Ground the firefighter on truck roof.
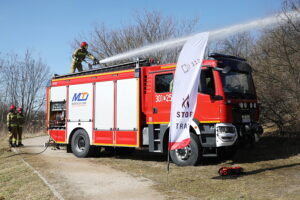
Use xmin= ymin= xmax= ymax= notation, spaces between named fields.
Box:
xmin=7 ymin=105 xmax=18 ymax=148
xmin=70 ymin=41 xmax=99 ymax=73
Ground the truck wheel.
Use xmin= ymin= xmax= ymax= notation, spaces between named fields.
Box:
xmin=71 ymin=129 xmax=92 ymax=158
xmin=170 ymin=133 xmax=201 ymax=166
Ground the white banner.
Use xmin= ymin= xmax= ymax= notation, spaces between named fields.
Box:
xmin=169 ymin=32 xmax=209 ymax=150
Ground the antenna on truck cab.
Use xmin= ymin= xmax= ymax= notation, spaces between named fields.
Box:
xmin=136 ymin=57 xmax=140 ymax=69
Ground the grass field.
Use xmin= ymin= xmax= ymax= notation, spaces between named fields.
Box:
xmin=0 ymin=132 xmax=299 ymax=199
xmin=0 ymin=134 xmax=55 ymax=200
xmin=93 ymin=134 xmax=300 ymax=200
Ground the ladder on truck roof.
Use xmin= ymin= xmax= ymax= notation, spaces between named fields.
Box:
xmin=52 ymin=59 xmax=151 ymax=79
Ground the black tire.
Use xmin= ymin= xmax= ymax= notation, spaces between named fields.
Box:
xmin=71 ymin=129 xmax=93 ymax=158
xmin=170 ymin=133 xmax=201 ymax=166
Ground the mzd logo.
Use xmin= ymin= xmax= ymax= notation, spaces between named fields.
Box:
xmin=72 ymin=92 xmax=89 ymax=106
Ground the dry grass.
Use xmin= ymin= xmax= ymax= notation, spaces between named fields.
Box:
xmin=93 ymin=134 xmax=300 ymax=200
xmin=1 ymin=129 xmax=299 ymax=199
xmin=0 ymin=136 xmax=55 ymax=200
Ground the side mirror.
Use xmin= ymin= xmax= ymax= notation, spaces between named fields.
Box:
xmin=212 ymin=66 xmax=231 ymax=73
xmin=212 ymin=95 xmax=223 ymax=100
xmin=222 ymin=66 xmax=231 ymax=74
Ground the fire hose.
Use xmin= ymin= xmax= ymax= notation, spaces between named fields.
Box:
xmin=5 ymin=136 xmax=52 ymax=158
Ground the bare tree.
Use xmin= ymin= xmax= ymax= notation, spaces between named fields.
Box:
xmin=209 ymin=32 xmax=255 ymax=60
xmin=0 ymin=56 xmax=7 ymax=130
xmin=250 ymin=0 xmax=300 ymax=134
xmin=207 ymin=0 xmax=300 ymax=135
xmin=0 ymin=50 xmax=50 ymax=125
xmin=73 ymin=10 xmax=199 ymax=65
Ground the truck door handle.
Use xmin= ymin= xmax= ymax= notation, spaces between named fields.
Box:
xmin=153 ymin=107 xmax=158 ymax=114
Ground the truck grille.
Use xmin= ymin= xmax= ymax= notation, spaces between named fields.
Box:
xmin=232 ymin=106 xmax=256 ymax=123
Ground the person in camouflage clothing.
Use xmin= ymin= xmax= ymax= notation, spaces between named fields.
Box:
xmin=16 ymin=107 xmax=25 ymax=147
xmin=7 ymin=105 xmax=18 ymax=147
xmin=70 ymin=41 xmax=99 ymax=73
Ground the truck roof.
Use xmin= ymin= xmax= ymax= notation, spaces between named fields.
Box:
xmin=52 ymin=59 xmax=151 ymax=80
xmin=51 ymin=53 xmax=247 ymax=81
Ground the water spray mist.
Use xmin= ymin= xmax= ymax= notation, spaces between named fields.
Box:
xmin=100 ymin=11 xmax=300 ymax=64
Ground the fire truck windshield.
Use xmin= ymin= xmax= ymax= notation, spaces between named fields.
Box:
xmin=221 ymin=71 xmax=256 ymax=99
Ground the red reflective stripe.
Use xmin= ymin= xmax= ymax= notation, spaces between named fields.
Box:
xmin=168 ymin=138 xmax=191 ymax=150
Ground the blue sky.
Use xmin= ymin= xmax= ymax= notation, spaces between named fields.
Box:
xmin=1 ymin=0 xmax=282 ymax=75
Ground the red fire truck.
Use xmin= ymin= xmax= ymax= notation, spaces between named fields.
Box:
xmin=46 ymin=53 xmax=263 ymax=166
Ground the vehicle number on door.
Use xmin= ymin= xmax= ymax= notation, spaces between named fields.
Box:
xmin=155 ymin=94 xmax=172 ymax=103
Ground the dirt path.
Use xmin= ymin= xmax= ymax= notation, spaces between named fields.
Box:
xmin=19 ymin=136 xmax=165 ymax=200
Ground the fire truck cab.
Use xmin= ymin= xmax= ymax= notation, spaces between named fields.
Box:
xmin=46 ymin=53 xmax=263 ymax=166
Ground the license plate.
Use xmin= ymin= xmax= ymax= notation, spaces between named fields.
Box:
xmin=242 ymin=115 xmax=250 ymax=123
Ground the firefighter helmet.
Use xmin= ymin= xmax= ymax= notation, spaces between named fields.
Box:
xmin=17 ymin=107 xmax=22 ymax=113
xmin=9 ymin=104 xmax=16 ymax=111
xmin=80 ymin=42 xmax=88 ymax=48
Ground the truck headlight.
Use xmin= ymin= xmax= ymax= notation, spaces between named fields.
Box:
xmin=239 ymin=102 xmax=243 ymax=108
xmin=217 ymin=126 xmax=235 ymax=133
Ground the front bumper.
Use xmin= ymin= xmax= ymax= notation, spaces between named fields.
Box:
xmin=215 ymin=122 xmax=263 ymax=147
xmin=235 ymin=122 xmax=263 ymax=145
xmin=216 ymin=123 xmax=238 ymax=147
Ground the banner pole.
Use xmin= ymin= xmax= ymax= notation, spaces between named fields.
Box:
xmin=167 ymin=148 xmax=170 ymax=173
xmin=167 ymin=141 xmax=170 ymax=188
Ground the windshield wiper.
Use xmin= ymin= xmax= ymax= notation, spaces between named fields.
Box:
xmin=226 ymin=92 xmax=244 ymax=99
xmin=244 ymin=93 xmax=256 ymax=99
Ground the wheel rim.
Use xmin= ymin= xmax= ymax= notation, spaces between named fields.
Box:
xmin=175 ymin=145 xmax=192 ymax=160
xmin=76 ymin=135 xmax=86 ymax=152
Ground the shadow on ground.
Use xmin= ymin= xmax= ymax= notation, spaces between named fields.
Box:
xmin=96 ymin=135 xmax=300 ymax=165
xmin=232 ymin=135 xmax=300 ymax=164
xmin=212 ymin=162 xmax=300 ymax=180
xmin=100 ymin=149 xmax=168 ymax=163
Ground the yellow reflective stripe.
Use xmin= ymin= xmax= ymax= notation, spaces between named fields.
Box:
xmin=147 ymin=122 xmax=169 ymax=124
xmin=147 ymin=121 xmax=220 ymax=124
xmin=114 ymin=144 xmax=138 ymax=147
xmin=200 ymin=121 xmax=220 ymax=123
xmin=93 ymin=143 xmax=114 ymax=146
xmin=161 ymin=65 xmax=176 ymax=69
xmin=55 ymin=141 xmax=67 ymax=144
xmin=52 ymin=69 xmax=134 ymax=82
xmin=93 ymin=143 xmax=138 ymax=147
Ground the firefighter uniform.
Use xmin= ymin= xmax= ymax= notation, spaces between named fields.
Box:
xmin=17 ymin=109 xmax=25 ymax=146
xmin=7 ymin=109 xmax=18 ymax=147
xmin=70 ymin=42 xmax=97 ymax=73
